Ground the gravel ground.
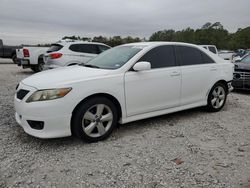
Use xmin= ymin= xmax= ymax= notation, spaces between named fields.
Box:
xmin=0 ymin=63 xmax=250 ymax=188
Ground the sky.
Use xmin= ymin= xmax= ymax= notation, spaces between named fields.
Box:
xmin=0 ymin=0 xmax=249 ymax=45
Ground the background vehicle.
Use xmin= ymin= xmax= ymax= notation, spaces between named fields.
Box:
xmin=232 ymin=49 xmax=249 ymax=62
xmin=43 ymin=40 xmax=111 ymax=69
xmin=200 ymin=45 xmax=218 ymax=55
xmin=15 ymin=42 xmax=233 ymax=142
xmin=0 ymin=39 xmax=20 ymax=63
xmin=233 ymin=54 xmax=250 ymax=90
xmin=16 ymin=47 xmax=49 ymax=72
xmin=218 ymin=50 xmax=234 ymax=62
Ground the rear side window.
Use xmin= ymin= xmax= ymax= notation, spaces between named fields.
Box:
xmin=208 ymin=46 xmax=217 ymax=54
xmin=177 ymin=46 xmax=203 ymax=66
xmin=69 ymin=44 xmax=98 ymax=54
xmin=138 ymin=45 xmax=176 ymax=69
xmin=177 ymin=46 xmax=214 ymax=65
xmin=47 ymin=44 xmax=63 ymax=53
xmin=98 ymin=45 xmax=110 ymax=54
xmin=201 ymin=52 xmax=215 ymax=64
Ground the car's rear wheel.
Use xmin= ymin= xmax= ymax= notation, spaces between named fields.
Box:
xmin=72 ymin=97 xmax=118 ymax=142
xmin=206 ymin=82 xmax=227 ymax=112
xmin=12 ymin=54 xmax=17 ymax=64
xmin=31 ymin=58 xmax=44 ymax=72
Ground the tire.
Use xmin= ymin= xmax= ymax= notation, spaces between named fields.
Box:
xmin=12 ymin=54 xmax=17 ymax=64
xmin=72 ymin=97 xmax=118 ymax=142
xmin=206 ymin=82 xmax=227 ymax=112
xmin=31 ymin=58 xmax=44 ymax=72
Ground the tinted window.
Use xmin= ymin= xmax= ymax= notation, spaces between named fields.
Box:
xmin=69 ymin=44 xmax=98 ymax=54
xmin=98 ymin=45 xmax=110 ymax=53
xmin=138 ymin=46 xmax=176 ymax=68
xmin=177 ymin=46 xmax=203 ymax=66
xmin=201 ymin=52 xmax=215 ymax=64
xmin=69 ymin=44 xmax=80 ymax=52
xmin=208 ymin=46 xmax=216 ymax=54
xmin=47 ymin=44 xmax=63 ymax=53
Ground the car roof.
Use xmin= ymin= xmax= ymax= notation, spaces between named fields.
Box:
xmin=122 ymin=41 xmax=203 ymax=48
xmin=53 ymin=40 xmax=110 ymax=47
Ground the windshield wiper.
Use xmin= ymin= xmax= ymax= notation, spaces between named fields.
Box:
xmin=81 ymin=64 xmax=100 ymax=69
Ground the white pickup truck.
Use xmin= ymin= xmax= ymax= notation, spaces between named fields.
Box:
xmin=16 ymin=47 xmax=49 ymax=72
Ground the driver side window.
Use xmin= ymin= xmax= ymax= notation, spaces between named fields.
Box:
xmin=138 ymin=45 xmax=176 ymax=69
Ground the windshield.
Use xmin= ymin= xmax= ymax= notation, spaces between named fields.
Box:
xmin=240 ymin=54 xmax=250 ymax=63
xmin=83 ymin=46 xmax=142 ymax=69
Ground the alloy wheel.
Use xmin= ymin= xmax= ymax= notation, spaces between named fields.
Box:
xmin=82 ymin=104 xmax=113 ymax=138
xmin=211 ymin=86 xmax=226 ymax=109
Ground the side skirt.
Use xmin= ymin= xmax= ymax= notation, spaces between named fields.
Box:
xmin=120 ymin=101 xmax=206 ymax=124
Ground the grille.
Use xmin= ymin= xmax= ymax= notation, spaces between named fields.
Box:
xmin=16 ymin=89 xmax=30 ymax=100
xmin=233 ymin=71 xmax=250 ymax=80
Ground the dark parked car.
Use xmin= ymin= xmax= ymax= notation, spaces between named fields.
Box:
xmin=0 ymin=39 xmax=20 ymax=63
xmin=233 ymin=54 xmax=250 ymax=90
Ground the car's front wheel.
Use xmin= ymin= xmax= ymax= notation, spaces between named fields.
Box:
xmin=206 ymin=82 xmax=227 ymax=112
xmin=72 ymin=97 xmax=118 ymax=142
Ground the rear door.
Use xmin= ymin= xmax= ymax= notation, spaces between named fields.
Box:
xmin=124 ymin=45 xmax=181 ymax=116
xmin=176 ymin=45 xmax=218 ymax=105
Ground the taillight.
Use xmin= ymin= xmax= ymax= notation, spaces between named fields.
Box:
xmin=23 ymin=49 xmax=30 ymax=57
xmin=50 ymin=53 xmax=62 ymax=59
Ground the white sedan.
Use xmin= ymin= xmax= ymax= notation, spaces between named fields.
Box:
xmin=14 ymin=42 xmax=234 ymax=142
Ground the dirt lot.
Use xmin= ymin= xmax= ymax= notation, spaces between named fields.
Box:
xmin=0 ymin=63 xmax=250 ymax=188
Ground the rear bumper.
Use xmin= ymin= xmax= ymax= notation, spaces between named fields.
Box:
xmin=17 ymin=58 xmax=31 ymax=68
xmin=44 ymin=64 xmax=62 ymax=70
xmin=227 ymin=81 xmax=234 ymax=92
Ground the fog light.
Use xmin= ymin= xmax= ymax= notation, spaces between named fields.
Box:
xmin=27 ymin=120 xmax=44 ymax=130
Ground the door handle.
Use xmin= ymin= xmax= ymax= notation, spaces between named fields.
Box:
xmin=170 ymin=71 xmax=180 ymax=76
xmin=210 ymin=66 xmax=217 ymax=71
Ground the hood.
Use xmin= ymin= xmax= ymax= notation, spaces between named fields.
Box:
xmin=235 ymin=62 xmax=250 ymax=71
xmin=22 ymin=65 xmax=112 ymax=89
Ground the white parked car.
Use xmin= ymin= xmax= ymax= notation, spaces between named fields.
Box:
xmin=200 ymin=45 xmax=218 ymax=55
xmin=218 ymin=50 xmax=234 ymax=62
xmin=43 ymin=40 xmax=111 ymax=69
xmin=14 ymin=42 xmax=234 ymax=142
xmin=16 ymin=47 xmax=49 ymax=72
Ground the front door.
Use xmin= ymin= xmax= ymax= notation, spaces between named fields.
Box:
xmin=124 ymin=45 xmax=181 ymax=116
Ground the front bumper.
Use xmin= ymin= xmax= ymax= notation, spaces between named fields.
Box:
xmin=14 ymin=83 xmax=72 ymax=138
xmin=232 ymin=71 xmax=250 ymax=90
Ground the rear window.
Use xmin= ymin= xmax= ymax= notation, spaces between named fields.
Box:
xmin=208 ymin=46 xmax=217 ymax=54
xmin=47 ymin=44 xmax=63 ymax=53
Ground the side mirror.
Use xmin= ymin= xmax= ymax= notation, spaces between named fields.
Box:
xmin=133 ymin=61 xmax=151 ymax=71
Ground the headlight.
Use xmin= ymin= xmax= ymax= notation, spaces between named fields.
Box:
xmin=26 ymin=88 xmax=72 ymax=103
